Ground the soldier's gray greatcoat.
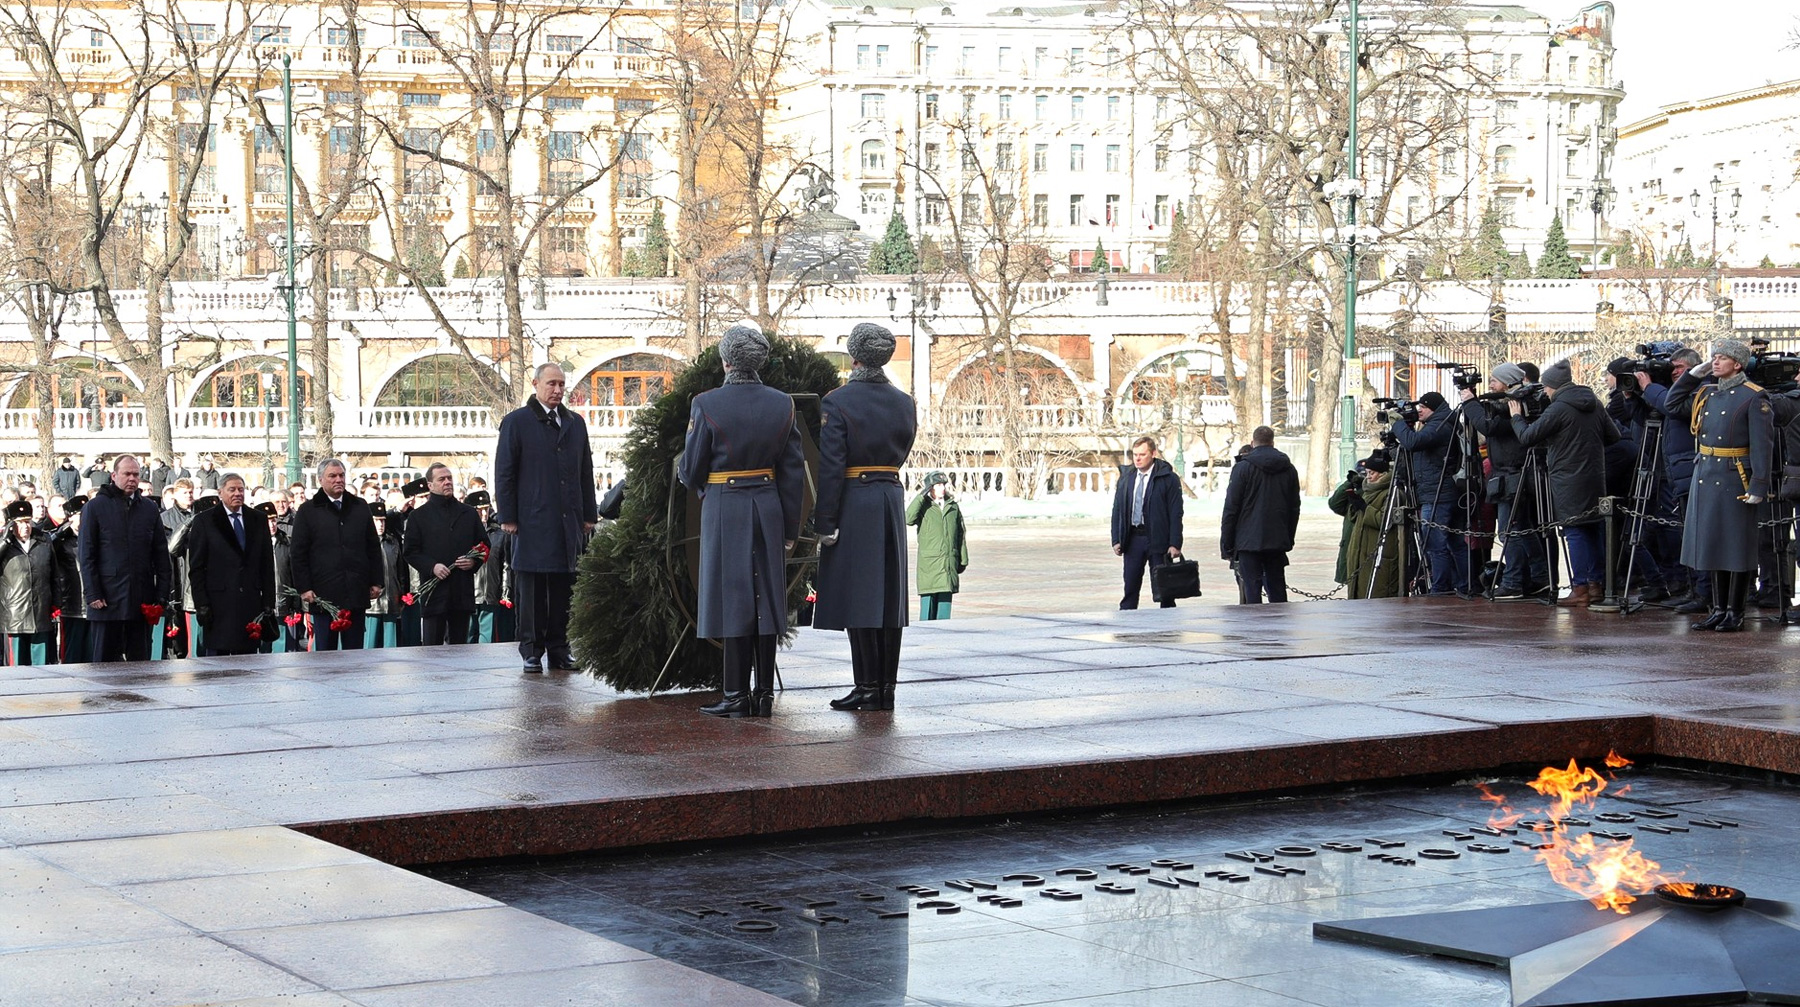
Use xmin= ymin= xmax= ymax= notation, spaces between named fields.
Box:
xmin=678 ymin=381 xmax=806 ymax=640
xmin=1666 ymin=369 xmax=1774 ymax=572
xmin=811 ymin=376 xmax=917 ymax=630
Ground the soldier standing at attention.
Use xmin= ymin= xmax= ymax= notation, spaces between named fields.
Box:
xmin=813 ymin=323 xmax=917 ymax=711
xmin=679 ymin=325 xmax=806 ymax=718
xmin=1666 ymin=338 xmax=1774 ymax=632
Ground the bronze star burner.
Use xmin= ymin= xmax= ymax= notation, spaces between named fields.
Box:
xmin=1314 ymin=885 xmax=1800 ymax=1006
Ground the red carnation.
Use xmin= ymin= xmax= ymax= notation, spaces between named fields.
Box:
xmin=401 ymin=592 xmax=415 ymax=606
xmin=165 ymin=622 xmax=180 ymax=638
xmin=474 ymin=542 xmax=490 ymax=558
xmin=805 ymin=589 xmax=817 ymax=604
xmin=245 ymin=620 xmax=264 ymax=642
xmin=140 ymin=603 xmax=164 ymax=623
xmin=50 ymin=608 xmax=60 ymax=619
xmin=284 ymin=613 xmax=304 ymax=628
xmin=499 ymin=599 xmax=513 ymax=609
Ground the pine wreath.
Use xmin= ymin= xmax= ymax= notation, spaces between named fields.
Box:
xmin=568 ymin=337 xmax=842 ymax=691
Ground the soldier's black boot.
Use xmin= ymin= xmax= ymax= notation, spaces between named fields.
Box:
xmin=1716 ymin=572 xmax=1751 ymax=632
xmin=701 ymin=637 xmax=754 ymax=718
xmin=1691 ymin=576 xmax=1729 ymax=631
xmin=831 ymin=630 xmax=882 ymax=710
xmin=874 ymin=627 xmax=902 ymax=711
xmin=750 ymin=633 xmax=776 ymax=718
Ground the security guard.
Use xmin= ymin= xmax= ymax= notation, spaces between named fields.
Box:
xmin=678 ymin=325 xmax=806 ymax=718
xmin=813 ymin=323 xmax=917 ymax=711
xmin=1666 ymin=337 xmax=1774 ymax=631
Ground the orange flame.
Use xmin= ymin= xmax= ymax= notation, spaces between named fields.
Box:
xmin=1481 ymin=751 xmax=1680 ymax=914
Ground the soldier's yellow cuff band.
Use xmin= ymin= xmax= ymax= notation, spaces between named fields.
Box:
xmin=1698 ymin=445 xmax=1750 ymax=458
xmin=707 ymin=469 xmax=774 ymax=484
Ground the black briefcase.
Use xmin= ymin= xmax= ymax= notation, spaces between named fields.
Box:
xmin=1150 ymin=556 xmax=1202 ymax=603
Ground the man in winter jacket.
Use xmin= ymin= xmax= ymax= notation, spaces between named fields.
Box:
xmin=77 ymin=456 xmax=172 ymax=662
xmin=1391 ymin=390 xmax=1467 ymax=595
xmin=1220 ymin=426 xmax=1302 ymax=603
xmin=53 ymin=457 xmax=81 ymax=500
xmin=1110 ymin=436 xmax=1184 ymax=609
xmin=1511 ymin=359 xmax=1621 ymax=608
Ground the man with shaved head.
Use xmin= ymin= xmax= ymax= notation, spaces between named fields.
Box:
xmin=495 ymin=362 xmax=596 ymax=673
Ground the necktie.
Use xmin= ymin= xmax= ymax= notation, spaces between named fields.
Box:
xmin=332 ymin=497 xmax=342 ymax=512
xmin=550 ymin=410 xmax=561 ymax=430
xmin=231 ymin=511 xmax=245 ymax=549
xmin=1133 ymin=471 xmax=1147 ymax=525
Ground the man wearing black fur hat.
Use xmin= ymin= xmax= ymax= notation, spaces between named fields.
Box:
xmin=52 ymin=496 xmax=86 ymax=662
xmin=0 ymin=498 xmax=55 ymax=664
xmin=1666 ymin=338 xmax=1775 ymax=631
xmin=813 ymin=322 xmax=917 ymax=711
xmin=680 ymin=324 xmax=806 ymax=718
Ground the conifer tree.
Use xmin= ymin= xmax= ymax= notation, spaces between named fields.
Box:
xmin=865 ymin=212 xmax=919 ymax=274
xmin=1093 ymin=237 xmax=1111 ymax=274
xmin=639 ymin=202 xmax=671 ymax=278
xmin=1534 ymin=213 xmax=1582 ymax=278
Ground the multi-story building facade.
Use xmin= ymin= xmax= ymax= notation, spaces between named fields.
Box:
xmin=796 ymin=0 xmax=1624 ymax=275
xmin=1614 ymin=79 xmax=1800 ymax=268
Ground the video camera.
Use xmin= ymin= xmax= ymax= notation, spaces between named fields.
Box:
xmin=1437 ymin=362 xmax=1483 ymax=392
xmin=1607 ymin=341 xmax=1682 ymax=393
xmin=1748 ymin=337 xmax=1800 ymax=392
xmin=1374 ymin=397 xmax=1421 ymax=426
xmin=1474 ymin=380 xmax=1549 ymax=420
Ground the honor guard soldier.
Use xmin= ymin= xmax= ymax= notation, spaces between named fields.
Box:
xmin=466 ymin=490 xmax=514 ymax=643
xmin=812 ymin=323 xmax=917 ymax=712
xmin=0 ymin=498 xmax=56 ymax=665
xmin=365 ymin=500 xmax=406 ymax=649
xmin=158 ymin=479 xmax=200 ymax=659
xmin=679 ymin=325 xmax=806 ymax=718
xmin=1666 ymin=337 xmax=1775 ymax=631
xmin=52 ymin=496 xmax=87 ymax=662
xmin=258 ymin=501 xmax=296 ymax=653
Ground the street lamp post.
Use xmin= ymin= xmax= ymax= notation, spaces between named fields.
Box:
xmin=280 ymin=54 xmax=300 ymax=485
xmin=1170 ymin=354 xmax=1188 ymax=476
xmin=1689 ymin=175 xmax=1741 ymax=263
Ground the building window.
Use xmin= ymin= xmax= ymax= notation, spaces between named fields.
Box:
xmin=1033 ymin=47 xmax=1046 ymax=75
xmin=1565 ymin=148 xmax=1578 ymax=177
xmin=1032 ymin=193 xmax=1049 ymax=226
xmin=1070 ymin=94 xmax=1084 ymax=120
xmin=876 ymin=44 xmax=888 ymax=69
xmin=251 ymin=25 xmax=290 ymax=44
xmin=1069 ymin=144 xmax=1084 ymax=171
xmin=1106 ymin=95 xmax=1120 ymax=121
xmin=1494 ymin=196 xmax=1517 ymax=226
xmin=615 ymin=37 xmax=649 ymax=54
xmin=619 ymin=132 xmax=653 ymax=198
xmin=547 ymin=96 xmax=583 ymax=111
xmin=326 ymin=26 xmax=366 ymax=46
xmin=252 ymin=126 xmax=284 ymax=194
xmin=961 ymin=142 xmax=977 ymax=171
xmin=546 ymin=131 xmax=582 ymax=193
xmin=997 ymin=93 xmax=1012 ymax=119
xmin=1441 ymin=144 xmax=1460 ymax=177
xmin=924 ymin=196 xmax=945 ymax=224
xmin=861 ymin=139 xmax=885 ymax=171
xmin=1153 ymin=194 xmax=1169 ymax=226
xmin=401 ymin=128 xmax=443 ymax=195
xmin=1032 ymin=143 xmax=1048 ymax=171
xmin=376 ymin=354 xmax=493 ymax=408
xmin=1155 ymin=95 xmax=1168 ymax=120
xmin=1067 ymin=47 xmax=1083 ymax=72
xmin=962 ymin=93 xmax=975 ymax=120
xmin=617 ymin=98 xmax=654 ymax=113
xmin=401 ymin=92 xmax=440 ymax=107
xmin=1154 ymin=145 xmax=1169 ymax=172
xmin=962 ymin=191 xmax=981 ymax=221
xmin=1494 ymin=144 xmax=1516 ymax=176
xmin=400 ymin=28 xmax=435 ymax=47
xmin=1034 ymin=94 xmax=1048 ymax=120
xmin=960 ymin=45 xmax=974 ymax=75
xmin=325 ymin=89 xmax=355 ymax=104
xmin=1496 ymin=99 xmax=1517 ymax=125
xmin=995 ymin=194 xmax=1014 ymax=220
xmin=925 ymin=45 xmax=937 ymax=71
xmin=1068 ymin=195 xmax=1084 ymax=225
xmin=860 ymin=187 xmax=889 ymax=216
xmin=174 ymin=22 xmax=217 ymax=43
xmin=924 ymin=93 xmax=939 ymax=119
xmin=544 ymin=226 xmax=586 ymax=277
xmin=577 ymin=354 xmax=678 ymax=407
xmin=856 ymin=44 xmax=869 ymax=69
xmin=1105 ymin=144 xmax=1120 ymax=172
xmin=996 ymin=142 xmax=1014 ymax=171
xmin=544 ymin=34 xmax=580 ymax=52
xmin=860 ymin=92 xmax=885 ymax=118
xmin=1104 ymin=194 xmax=1120 ymax=225
xmin=998 ymin=46 xmax=1010 ymax=71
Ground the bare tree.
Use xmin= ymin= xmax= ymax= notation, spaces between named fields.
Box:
xmin=0 ymin=143 xmax=85 ymax=487
xmin=353 ymin=0 xmax=628 ymax=418
xmin=0 ymin=0 xmax=256 ymax=462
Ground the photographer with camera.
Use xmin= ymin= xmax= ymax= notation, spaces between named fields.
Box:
xmin=1462 ymin=363 xmax=1551 ymax=600
xmin=1604 ymin=357 xmax=1674 ymax=604
xmin=1632 ymin=348 xmax=1705 ymax=608
xmin=1665 ymin=339 xmax=1774 ymax=631
xmin=1510 ymin=360 xmax=1620 ymax=608
xmin=1389 ymin=391 xmax=1467 ymax=596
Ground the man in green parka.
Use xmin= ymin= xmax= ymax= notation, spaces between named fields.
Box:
xmin=906 ymin=471 xmax=969 ymax=620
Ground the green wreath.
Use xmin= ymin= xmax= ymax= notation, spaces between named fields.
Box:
xmin=568 ymin=337 xmax=843 ymax=691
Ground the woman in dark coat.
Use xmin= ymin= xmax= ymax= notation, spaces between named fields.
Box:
xmin=187 ymin=476 xmax=275 ymax=657
xmin=678 ymin=325 xmax=806 ymax=718
xmin=907 ymin=471 xmax=968 ymax=621
xmin=814 ymin=323 xmax=917 ymax=710
xmin=0 ymin=499 xmax=56 ymax=665
xmin=402 ymin=465 xmax=487 ymax=646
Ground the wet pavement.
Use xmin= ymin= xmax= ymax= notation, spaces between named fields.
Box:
xmin=7 ymin=593 xmax=1800 ymax=1003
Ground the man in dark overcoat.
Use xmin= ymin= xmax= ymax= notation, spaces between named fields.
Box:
xmin=1220 ymin=425 xmax=1302 ymax=604
xmin=679 ymin=325 xmax=806 ymax=718
xmin=0 ymin=498 xmax=56 ymax=664
xmin=403 ymin=463 xmax=486 ymax=646
xmin=1511 ymin=360 xmax=1620 ymax=608
xmin=77 ymin=455 xmax=171 ymax=662
xmin=1666 ymin=338 xmax=1775 ymax=631
xmin=188 ymin=474 xmax=274 ymax=657
xmin=813 ymin=323 xmax=916 ymax=712
xmin=495 ymin=362 xmax=597 ymax=673
xmin=53 ymin=457 xmax=81 ymax=501
xmin=467 ymin=490 xmax=514 ymax=643
xmin=289 ymin=458 xmax=384 ymax=650
xmin=52 ymin=496 xmax=87 ymax=663
xmin=1110 ymin=436 xmax=1184 ymax=608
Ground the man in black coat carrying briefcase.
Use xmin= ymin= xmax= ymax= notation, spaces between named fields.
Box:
xmin=1110 ymin=436 xmax=1185 ymax=609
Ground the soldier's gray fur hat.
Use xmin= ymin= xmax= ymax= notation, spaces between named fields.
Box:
xmin=1713 ymin=338 xmax=1754 ymax=366
xmin=719 ymin=324 xmax=770 ymax=371
xmin=847 ymin=322 xmax=897 ymax=368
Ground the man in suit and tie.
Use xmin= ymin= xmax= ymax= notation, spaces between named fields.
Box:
xmin=188 ymin=474 xmax=275 ymax=657
xmin=1110 ymin=436 xmax=1185 ymax=609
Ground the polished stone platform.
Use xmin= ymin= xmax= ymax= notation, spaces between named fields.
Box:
xmin=7 ymin=598 xmax=1800 ymax=1003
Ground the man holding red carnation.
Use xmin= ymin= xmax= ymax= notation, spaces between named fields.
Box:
xmin=402 ymin=463 xmax=486 ymax=646
xmin=76 ymin=455 xmax=171 ymax=662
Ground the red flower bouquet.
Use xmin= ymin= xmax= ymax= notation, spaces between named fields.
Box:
xmin=246 ymin=620 xmax=265 ymax=643
xmin=328 ymin=609 xmax=352 ymax=632
xmin=409 ymin=542 xmax=488 ymax=606
xmin=140 ymin=603 xmax=165 ymax=624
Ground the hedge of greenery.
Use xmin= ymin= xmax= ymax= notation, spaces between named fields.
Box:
xmin=568 ymin=337 xmax=842 ymax=692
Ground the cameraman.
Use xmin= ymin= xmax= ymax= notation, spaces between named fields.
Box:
xmin=1636 ymin=348 xmax=1704 ymax=609
xmin=1604 ymin=360 xmax=1672 ymax=603
xmin=1510 ymin=360 xmax=1620 ymax=608
xmin=1390 ymin=391 xmax=1466 ymax=595
xmin=1665 ymin=339 xmax=1773 ymax=631
xmin=1462 ymin=363 xmax=1549 ymax=599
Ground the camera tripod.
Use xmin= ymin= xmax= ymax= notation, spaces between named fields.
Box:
xmin=1366 ymin=436 xmax=1429 ymax=599
xmin=1487 ymin=443 xmax=1561 ymax=605
xmin=1619 ymin=409 xmax=1668 ymax=615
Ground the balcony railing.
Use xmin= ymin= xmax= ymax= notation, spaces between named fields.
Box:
xmin=174 ymin=407 xmax=312 ymax=432
xmin=572 ymin=405 xmax=648 ymax=429
xmin=361 ymin=406 xmax=495 ymax=433
xmin=935 ymin=404 xmax=1097 ymax=432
